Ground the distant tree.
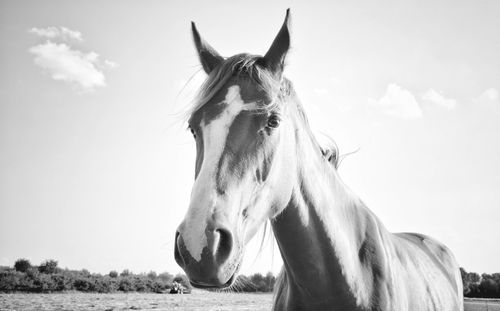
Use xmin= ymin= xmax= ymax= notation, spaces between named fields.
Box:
xmin=461 ymin=267 xmax=481 ymax=297
xmin=94 ymin=276 xmax=118 ymax=293
xmin=250 ymin=273 xmax=266 ymax=291
xmin=0 ymin=270 xmax=23 ymax=291
xmin=73 ymin=277 xmax=94 ymax=292
xmin=158 ymin=272 xmax=173 ymax=285
xmin=118 ymin=277 xmax=134 ymax=292
xmin=263 ymin=272 xmax=276 ymax=292
xmin=479 ymin=278 xmax=499 ymax=298
xmin=32 ymin=273 xmax=57 ymax=292
xmin=120 ymin=269 xmax=131 ymax=277
xmin=52 ymin=273 xmax=73 ymax=291
xmin=38 ymin=260 xmax=59 ymax=274
xmin=14 ymin=259 xmax=32 ymax=273
xmin=150 ymin=279 xmax=167 ymax=293
xmin=109 ymin=271 xmax=118 ymax=278
xmin=147 ymin=271 xmax=157 ymax=279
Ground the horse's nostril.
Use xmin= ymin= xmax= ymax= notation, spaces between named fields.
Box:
xmin=214 ymin=228 xmax=233 ymax=264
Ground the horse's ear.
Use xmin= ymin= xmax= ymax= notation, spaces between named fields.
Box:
xmin=191 ymin=22 xmax=224 ymax=74
xmin=259 ymin=9 xmax=291 ymax=77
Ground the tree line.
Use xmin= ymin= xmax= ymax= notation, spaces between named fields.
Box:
xmin=0 ymin=259 xmax=275 ymax=293
xmin=4 ymin=259 xmax=497 ymax=297
xmin=460 ymin=267 xmax=500 ymax=298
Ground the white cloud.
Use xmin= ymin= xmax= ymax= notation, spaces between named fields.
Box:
xmin=104 ymin=59 xmax=119 ymax=69
xmin=422 ymin=89 xmax=457 ymax=110
xmin=29 ymin=41 xmax=106 ymax=91
xmin=28 ymin=25 xmax=118 ymax=91
xmin=29 ymin=26 xmax=83 ymax=42
xmin=477 ymin=88 xmax=499 ymax=103
xmin=374 ymin=83 xmax=423 ymax=119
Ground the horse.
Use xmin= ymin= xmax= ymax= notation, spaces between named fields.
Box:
xmin=174 ymin=9 xmax=464 ymax=311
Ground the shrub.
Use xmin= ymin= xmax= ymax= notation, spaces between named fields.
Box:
xmin=0 ymin=270 xmax=23 ymax=292
xmin=32 ymin=273 xmax=57 ymax=292
xmin=150 ymin=279 xmax=167 ymax=293
xmin=118 ymin=277 xmax=135 ymax=292
xmin=38 ymin=260 xmax=59 ymax=274
xmin=133 ymin=276 xmax=148 ymax=292
xmin=51 ymin=273 xmax=73 ymax=291
xmin=120 ymin=269 xmax=131 ymax=277
xmin=14 ymin=259 xmax=32 ymax=273
xmin=94 ymin=276 xmax=118 ymax=293
xmin=158 ymin=272 xmax=173 ymax=285
xmin=147 ymin=271 xmax=157 ymax=279
xmin=73 ymin=277 xmax=94 ymax=292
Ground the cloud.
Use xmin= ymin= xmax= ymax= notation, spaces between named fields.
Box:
xmin=29 ymin=26 xmax=83 ymax=42
xmin=104 ymin=59 xmax=119 ymax=69
xmin=373 ymin=83 xmax=423 ymax=119
xmin=28 ymin=26 xmax=118 ymax=91
xmin=29 ymin=41 xmax=106 ymax=91
xmin=422 ymin=89 xmax=457 ymax=110
xmin=476 ymin=88 xmax=499 ymax=103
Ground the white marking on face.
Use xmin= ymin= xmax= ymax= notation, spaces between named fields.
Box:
xmin=182 ymin=85 xmax=257 ymax=261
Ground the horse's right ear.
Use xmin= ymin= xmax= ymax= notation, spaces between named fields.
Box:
xmin=191 ymin=22 xmax=224 ymax=74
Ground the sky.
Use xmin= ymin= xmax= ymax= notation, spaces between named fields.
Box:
xmin=1 ymin=0 xmax=499 ymax=276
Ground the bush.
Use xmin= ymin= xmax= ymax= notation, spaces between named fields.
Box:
xmin=32 ymin=273 xmax=57 ymax=292
xmin=158 ymin=272 xmax=173 ymax=285
xmin=0 ymin=258 xmax=284 ymax=294
xmin=0 ymin=270 xmax=23 ymax=292
xmin=94 ymin=276 xmax=118 ymax=293
xmin=51 ymin=273 xmax=73 ymax=291
xmin=147 ymin=271 xmax=157 ymax=279
xmin=14 ymin=259 xmax=32 ymax=273
xmin=150 ymin=279 xmax=168 ymax=293
xmin=118 ymin=277 xmax=135 ymax=292
xmin=38 ymin=260 xmax=59 ymax=274
xmin=133 ymin=276 xmax=148 ymax=292
xmin=73 ymin=277 xmax=94 ymax=292
xmin=120 ymin=269 xmax=131 ymax=277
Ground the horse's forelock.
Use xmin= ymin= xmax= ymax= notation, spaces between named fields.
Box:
xmin=187 ymin=54 xmax=285 ymax=121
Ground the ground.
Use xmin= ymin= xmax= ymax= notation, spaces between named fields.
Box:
xmin=0 ymin=292 xmax=498 ymax=311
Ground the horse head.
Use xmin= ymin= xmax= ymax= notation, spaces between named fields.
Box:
xmin=174 ymin=10 xmax=301 ymax=288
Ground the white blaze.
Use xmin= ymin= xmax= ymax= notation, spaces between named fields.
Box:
xmin=182 ymin=85 xmax=257 ymax=261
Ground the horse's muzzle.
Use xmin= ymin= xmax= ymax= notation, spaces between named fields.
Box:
xmin=174 ymin=223 xmax=237 ymax=288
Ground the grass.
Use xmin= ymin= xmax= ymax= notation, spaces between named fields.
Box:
xmin=0 ymin=293 xmax=498 ymax=310
xmin=0 ymin=291 xmax=273 ymax=311
xmin=465 ymin=298 xmax=500 ymax=311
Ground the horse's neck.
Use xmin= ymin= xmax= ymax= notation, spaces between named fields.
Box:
xmin=272 ymin=118 xmax=384 ymax=308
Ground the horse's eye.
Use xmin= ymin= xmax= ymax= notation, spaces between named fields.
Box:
xmin=267 ymin=115 xmax=280 ymax=128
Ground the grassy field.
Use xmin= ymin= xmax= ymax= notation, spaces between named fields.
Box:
xmin=0 ymin=292 xmax=499 ymax=310
xmin=465 ymin=299 xmax=500 ymax=311
xmin=0 ymin=291 xmax=272 ymax=311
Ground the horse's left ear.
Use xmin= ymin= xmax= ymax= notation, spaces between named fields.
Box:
xmin=191 ymin=22 xmax=224 ymax=74
xmin=260 ymin=9 xmax=291 ymax=77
